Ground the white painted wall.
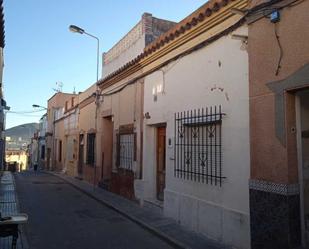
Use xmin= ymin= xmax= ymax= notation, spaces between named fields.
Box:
xmin=102 ymin=36 xmax=145 ymax=77
xmin=142 ymin=26 xmax=250 ymax=249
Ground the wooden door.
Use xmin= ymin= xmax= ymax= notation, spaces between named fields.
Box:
xmin=157 ymin=127 xmax=166 ymax=201
xmin=102 ymin=117 xmax=113 ymax=182
xmin=78 ymin=134 xmax=84 ymax=175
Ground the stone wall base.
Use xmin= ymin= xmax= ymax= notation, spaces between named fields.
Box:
xmin=249 ymin=179 xmax=301 ymax=249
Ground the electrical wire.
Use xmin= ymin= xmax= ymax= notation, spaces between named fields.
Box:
xmin=247 ymin=0 xmax=306 ymax=19
xmin=288 ymin=0 xmax=306 ymax=6
xmin=5 ymin=112 xmax=43 ymax=117
xmin=274 ymin=22 xmax=283 ymax=76
xmin=7 ymin=109 xmax=46 ymax=114
xmin=245 ymin=0 xmax=306 ymax=76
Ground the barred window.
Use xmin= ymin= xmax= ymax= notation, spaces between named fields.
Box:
xmin=116 ymin=124 xmax=136 ymax=171
xmin=117 ymin=133 xmax=135 ymax=170
xmin=87 ymin=133 xmax=95 ymax=165
xmin=174 ymin=106 xmax=225 ymax=186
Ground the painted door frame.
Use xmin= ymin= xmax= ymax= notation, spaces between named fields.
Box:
xmin=78 ymin=134 xmax=84 ymax=176
xmin=101 ymin=116 xmax=114 ymax=183
xmin=156 ymin=125 xmax=166 ymax=201
xmin=296 ymin=94 xmax=306 ymax=248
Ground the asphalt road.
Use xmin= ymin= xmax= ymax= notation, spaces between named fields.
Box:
xmin=15 ymin=171 xmax=174 ymax=249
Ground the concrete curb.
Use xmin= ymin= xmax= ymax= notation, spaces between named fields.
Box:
xmin=45 ymin=171 xmax=189 ymax=249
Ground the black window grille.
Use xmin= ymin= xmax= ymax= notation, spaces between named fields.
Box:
xmin=86 ymin=133 xmax=95 ymax=165
xmin=174 ymin=106 xmax=225 ymax=186
xmin=118 ymin=133 xmax=135 ymax=171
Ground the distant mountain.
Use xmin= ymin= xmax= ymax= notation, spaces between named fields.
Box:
xmin=5 ymin=123 xmax=39 ymax=138
xmin=5 ymin=123 xmax=39 ymax=150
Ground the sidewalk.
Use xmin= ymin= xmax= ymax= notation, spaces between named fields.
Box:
xmin=0 ymin=171 xmax=27 ymax=249
xmin=48 ymin=171 xmax=230 ymax=249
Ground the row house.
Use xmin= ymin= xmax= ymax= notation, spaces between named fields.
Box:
xmin=63 ymin=95 xmax=79 ymax=177
xmin=246 ymin=0 xmax=309 ymax=248
xmin=53 ymin=102 xmax=65 ymax=171
xmin=100 ymin=14 xmax=175 ymax=198
xmin=96 ymin=1 xmax=250 ymax=248
xmin=5 ymin=149 xmax=27 ymax=171
xmin=76 ymin=84 xmax=97 ymax=183
xmin=38 ymin=113 xmax=47 ymax=169
xmin=76 ymin=13 xmax=177 ymax=195
xmin=44 ymin=0 xmax=309 ymax=248
xmin=46 ymin=92 xmax=77 ymax=171
xmin=28 ymin=131 xmax=38 ymax=169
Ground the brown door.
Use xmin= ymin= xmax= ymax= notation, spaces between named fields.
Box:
xmin=78 ymin=134 xmax=84 ymax=176
xmin=102 ymin=117 xmax=113 ymax=183
xmin=157 ymin=127 xmax=166 ymax=201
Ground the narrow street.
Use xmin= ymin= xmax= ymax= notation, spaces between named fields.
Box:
xmin=15 ymin=171 xmax=174 ymax=249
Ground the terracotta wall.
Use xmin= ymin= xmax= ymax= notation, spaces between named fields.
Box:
xmin=47 ymin=92 xmax=77 ymax=171
xmin=248 ymin=1 xmax=309 ymax=247
xmin=78 ymin=84 xmax=99 ymax=184
xmin=248 ymin=0 xmax=309 ymax=184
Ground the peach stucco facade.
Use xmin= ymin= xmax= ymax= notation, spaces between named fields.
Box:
xmin=77 ymin=84 xmax=98 ymax=184
xmin=247 ymin=0 xmax=309 ymax=248
xmin=40 ymin=0 xmax=309 ymax=248
xmin=46 ymin=92 xmax=76 ymax=171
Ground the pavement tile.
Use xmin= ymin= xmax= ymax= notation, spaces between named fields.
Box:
xmin=0 ymin=172 xmax=25 ymax=249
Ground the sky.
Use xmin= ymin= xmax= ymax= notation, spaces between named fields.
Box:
xmin=3 ymin=0 xmax=206 ymax=129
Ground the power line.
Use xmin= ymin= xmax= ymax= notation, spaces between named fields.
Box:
xmin=5 ymin=112 xmax=43 ymax=117
xmin=6 ymin=109 xmax=46 ymax=114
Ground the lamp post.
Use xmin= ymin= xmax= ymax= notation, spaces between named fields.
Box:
xmin=69 ymin=25 xmax=99 ymax=83
xmin=69 ymin=25 xmax=101 ymax=190
xmin=32 ymin=104 xmax=47 ymax=110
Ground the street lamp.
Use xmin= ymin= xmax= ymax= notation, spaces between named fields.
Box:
xmin=69 ymin=25 xmax=84 ymax=34
xmin=69 ymin=24 xmax=100 ymax=83
xmin=69 ymin=24 xmax=101 ymax=190
xmin=32 ymin=104 xmax=47 ymax=110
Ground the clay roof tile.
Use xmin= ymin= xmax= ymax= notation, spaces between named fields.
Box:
xmin=98 ymin=0 xmax=237 ymax=87
xmin=191 ymin=17 xmax=198 ymax=26
xmin=213 ymin=2 xmax=220 ymax=11
xmin=205 ymin=8 xmax=212 ymax=16
xmin=198 ymin=13 xmax=205 ymax=21
xmin=221 ymin=0 xmax=229 ymax=6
